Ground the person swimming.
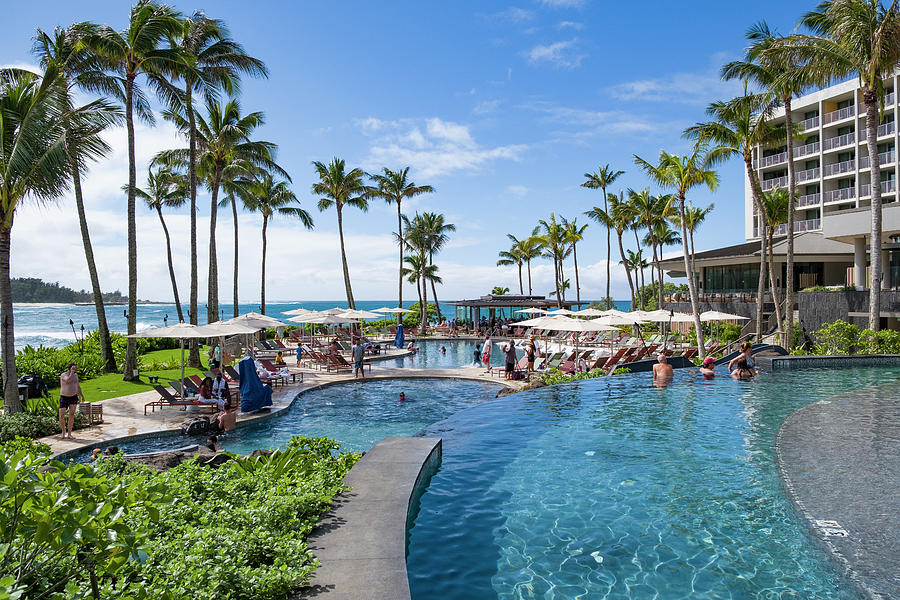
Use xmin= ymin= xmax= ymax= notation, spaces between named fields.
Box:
xmin=440 ymin=345 xmax=446 ymax=354
xmin=699 ymin=356 xmax=716 ymax=379
xmin=728 ymin=342 xmax=755 ymax=372
xmin=731 ymin=358 xmax=755 ymax=379
xmin=398 ymin=392 xmax=408 ymax=402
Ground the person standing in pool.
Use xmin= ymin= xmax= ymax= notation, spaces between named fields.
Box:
xmin=440 ymin=345 xmax=446 ymax=354
xmin=699 ymin=356 xmax=716 ymax=379
xmin=481 ymin=334 xmax=493 ymax=373
xmin=728 ymin=342 xmax=755 ymax=372
xmin=473 ymin=345 xmax=482 ymax=366
xmin=731 ymin=358 xmax=755 ymax=380
xmin=652 ymin=353 xmax=674 ymax=386
xmin=398 ymin=392 xmax=408 ymax=402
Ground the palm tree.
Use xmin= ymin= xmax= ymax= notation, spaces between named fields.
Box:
xmin=622 ymin=249 xmax=648 ymax=307
xmin=670 ymin=203 xmax=714 ymax=271
xmin=152 ymin=11 xmax=267 ymax=356
xmin=563 ymin=218 xmax=588 ymax=306
xmin=776 ymin=1 xmax=900 ymax=330
xmin=582 ymin=165 xmax=624 ymax=304
xmin=537 ymin=215 xmax=570 ymax=307
xmin=369 ymin=167 xmax=434 ymax=322
xmin=646 ymin=220 xmax=682 ymax=302
xmin=635 ymin=145 xmax=719 ymax=360
xmin=88 ymin=0 xmax=181 ymax=380
xmin=219 ymin=158 xmax=256 ymax=317
xmin=763 ymin=187 xmax=790 ymax=341
xmin=629 ymin=189 xmax=673 ymax=309
xmin=243 ymin=172 xmax=313 ymax=313
xmin=312 ymin=158 xmax=369 ymax=309
xmin=401 ymin=255 xmax=425 ymax=308
xmin=684 ymin=91 xmax=778 ymax=340
xmin=419 ymin=212 xmax=455 ymax=323
xmin=402 ymin=214 xmax=430 ymax=328
xmin=723 ymin=21 xmax=808 ymax=347
xmin=134 ymin=166 xmax=187 ymax=323
xmin=512 ymin=228 xmax=542 ymax=295
xmin=33 ymin=24 xmax=121 ymax=373
xmin=586 ymin=192 xmax=636 ymax=307
xmin=0 ymin=68 xmax=71 ymax=411
xmin=497 ymin=243 xmax=525 ymax=294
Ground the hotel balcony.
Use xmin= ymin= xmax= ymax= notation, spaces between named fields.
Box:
xmin=823 ymin=105 xmax=855 ymax=124
xmin=824 ymin=187 xmax=856 ymax=204
xmin=793 ymin=141 xmax=820 ymax=158
xmin=823 ymin=159 xmax=855 ymax=177
xmin=799 ymin=115 xmax=819 ymax=131
xmin=886 ymin=92 xmax=896 ymax=105
xmin=877 ymin=121 xmax=896 ymax=138
xmin=859 ymin=150 xmax=896 ymax=169
xmin=761 ymin=175 xmax=788 ymax=191
xmin=860 ymin=179 xmax=897 ymax=197
xmin=797 ymin=192 xmax=820 ymax=208
xmin=753 ymin=217 xmax=822 ymax=237
xmin=797 ymin=166 xmax=820 ymax=182
xmin=823 ymin=132 xmax=855 ymax=151
xmin=754 ymin=151 xmax=787 ymax=169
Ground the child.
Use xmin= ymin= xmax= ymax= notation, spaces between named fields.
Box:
xmin=398 ymin=392 xmax=408 ymax=402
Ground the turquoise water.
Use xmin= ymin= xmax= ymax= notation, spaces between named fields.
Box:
xmin=383 ymin=340 xmax=515 ymax=369
xmin=71 ymin=378 xmax=501 ymax=459
xmin=406 ymin=367 xmax=900 ymax=599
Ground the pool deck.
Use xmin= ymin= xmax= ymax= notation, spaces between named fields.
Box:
xmin=776 ymin=379 xmax=900 ymax=600
xmin=46 ymin=353 xmax=520 ymax=459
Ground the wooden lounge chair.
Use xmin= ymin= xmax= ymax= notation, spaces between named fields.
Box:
xmin=144 ymin=385 xmax=216 ymax=415
xmin=329 ymin=353 xmax=370 ymax=373
xmin=260 ymin=359 xmax=303 ymax=383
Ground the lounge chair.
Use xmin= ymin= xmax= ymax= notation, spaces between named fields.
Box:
xmin=329 ymin=353 xmax=370 ymax=373
xmin=259 ymin=359 xmax=303 ymax=383
xmin=144 ymin=385 xmax=216 ymax=415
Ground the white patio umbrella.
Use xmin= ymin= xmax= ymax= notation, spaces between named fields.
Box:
xmin=571 ymin=307 xmax=606 ymax=317
xmin=599 ymin=309 xmax=629 ymax=317
xmin=283 ymin=307 xmax=319 ymax=316
xmin=540 ymin=316 xmax=616 ymax=355
xmin=290 ymin=313 xmax=359 ymax=325
xmin=545 ymin=308 xmax=573 ymax=315
xmin=226 ymin=312 xmax=287 ymax=329
xmin=667 ymin=312 xmax=697 ymax=323
xmin=514 ymin=307 xmax=545 ymax=315
xmin=591 ymin=314 xmax=644 ymax=326
xmin=700 ymin=310 xmax=749 ymax=322
xmin=641 ymin=309 xmax=679 ymax=321
xmin=321 ymin=307 xmax=350 ymax=315
xmin=375 ymin=307 xmax=415 ymax=314
xmin=338 ymin=309 xmax=383 ymax=319
xmin=129 ymin=323 xmax=213 ymax=385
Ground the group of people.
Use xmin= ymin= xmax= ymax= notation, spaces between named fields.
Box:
xmin=652 ymin=342 xmax=759 ymax=385
xmin=471 ymin=333 xmax=541 ymax=381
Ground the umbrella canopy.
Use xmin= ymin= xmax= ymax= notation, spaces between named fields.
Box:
xmin=321 ymin=307 xmax=350 ymax=315
xmin=514 ymin=307 xmax=545 ymax=315
xmin=514 ymin=315 xmax=560 ymax=328
xmin=590 ymin=314 xmax=643 ymax=326
xmin=640 ymin=309 xmax=678 ymax=322
xmin=571 ymin=308 xmax=606 ymax=317
xmin=599 ymin=309 xmax=629 ymax=317
xmin=375 ymin=306 xmax=415 ymax=314
xmin=337 ymin=309 xmax=383 ymax=319
xmin=700 ymin=310 xmax=749 ymax=322
xmin=226 ymin=312 xmax=287 ymax=329
xmin=545 ymin=308 xmax=573 ymax=315
xmin=198 ymin=321 xmax=261 ymax=336
xmin=541 ymin=316 xmax=617 ymax=332
xmin=668 ymin=312 xmax=698 ymax=323
xmin=290 ymin=313 xmax=359 ymax=325
xmin=128 ymin=322 xmax=210 ymax=339
xmin=283 ymin=307 xmax=319 ymax=316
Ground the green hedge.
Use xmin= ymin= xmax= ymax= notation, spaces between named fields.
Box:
xmin=801 ymin=319 xmax=900 ymax=355
xmin=0 ymin=411 xmax=86 ymax=443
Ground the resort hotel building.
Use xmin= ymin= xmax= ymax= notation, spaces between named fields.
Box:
xmin=660 ymin=73 xmax=900 ymax=331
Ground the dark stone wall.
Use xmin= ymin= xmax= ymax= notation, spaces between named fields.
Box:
xmin=797 ymin=290 xmax=900 ymax=332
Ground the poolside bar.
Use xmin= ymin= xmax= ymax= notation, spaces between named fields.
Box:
xmin=447 ymin=294 xmax=581 ymax=323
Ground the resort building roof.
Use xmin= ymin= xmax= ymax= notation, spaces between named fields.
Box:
xmin=446 ymin=294 xmax=580 ymax=309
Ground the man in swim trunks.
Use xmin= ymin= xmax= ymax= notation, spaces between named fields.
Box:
xmin=652 ymin=353 xmax=674 ymax=386
xmin=59 ymin=362 xmax=84 ymax=439
xmin=481 ymin=334 xmax=493 ymax=373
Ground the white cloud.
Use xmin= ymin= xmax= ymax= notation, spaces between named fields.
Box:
xmin=505 ymin=185 xmax=529 ymax=196
xmin=557 ymin=21 xmax=584 ymax=30
xmin=537 ymin=0 xmax=587 ymax=7
xmin=357 ymin=117 xmax=527 ymax=179
xmin=526 ymin=39 xmax=585 ymax=69
xmin=607 ymin=71 xmax=744 ymax=105
xmin=525 ymin=101 xmax=659 ymax=136
xmin=492 ymin=7 xmax=536 ymax=23
xmin=473 ymin=99 xmax=502 ymax=115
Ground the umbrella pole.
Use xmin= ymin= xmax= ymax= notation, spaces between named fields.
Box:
xmin=180 ymin=338 xmax=185 ymax=386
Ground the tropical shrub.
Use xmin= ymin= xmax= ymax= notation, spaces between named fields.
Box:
xmin=0 ymin=412 xmax=86 ymax=443
xmin=809 ymin=320 xmax=900 ymax=355
xmin=540 ymin=367 xmax=630 ymax=386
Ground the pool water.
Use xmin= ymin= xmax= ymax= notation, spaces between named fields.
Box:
xmin=381 ymin=339 xmax=517 ymax=369
xmin=72 ymin=378 xmax=502 ymax=459
xmin=406 ymin=367 xmax=900 ymax=599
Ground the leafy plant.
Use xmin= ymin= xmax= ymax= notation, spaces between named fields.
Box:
xmin=812 ymin=319 xmax=861 ymax=355
xmin=539 ymin=367 xmax=630 ymax=386
xmin=0 ymin=412 xmax=86 ymax=443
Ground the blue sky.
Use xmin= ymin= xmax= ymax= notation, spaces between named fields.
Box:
xmin=3 ymin=0 xmax=806 ymax=302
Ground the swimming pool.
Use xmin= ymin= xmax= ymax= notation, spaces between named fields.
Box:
xmin=406 ymin=367 xmax=900 ymax=599
xmin=380 ymin=339 xmax=516 ymax=369
xmin=72 ymin=378 xmax=502 ymax=459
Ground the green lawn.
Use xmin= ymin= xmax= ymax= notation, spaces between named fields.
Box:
xmin=79 ymin=346 xmax=210 ymax=403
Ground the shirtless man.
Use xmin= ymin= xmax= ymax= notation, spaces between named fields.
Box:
xmin=652 ymin=353 xmax=674 ymax=385
xmin=58 ymin=363 xmax=84 ymax=439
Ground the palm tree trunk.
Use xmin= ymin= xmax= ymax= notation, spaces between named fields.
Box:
xmin=651 ymin=238 xmax=662 ymax=309
xmin=558 ymin=254 xmax=566 ymax=302
xmin=123 ymin=76 xmax=138 ymax=382
xmin=573 ymin=243 xmax=581 ymax=306
xmin=186 ymin=83 xmax=200 ymax=367
xmin=767 ymin=227 xmax=783 ymax=345
xmin=526 ymin=258 xmax=533 ymax=295
xmin=0 ymin=225 xmax=20 ymax=412
xmin=603 ymin=187 xmax=611 ymax=303
xmin=420 ymin=252 xmax=428 ymax=332
xmin=207 ymin=162 xmax=222 ymax=323
xmin=517 ymin=262 xmax=524 ymax=295
xmin=231 ymin=195 xmax=239 ymax=318
xmin=552 ymin=254 xmax=561 ymax=308
xmin=745 ymin=154 xmax=767 ymax=341
xmin=678 ymin=194 xmax=705 ymax=360
xmin=336 ymin=205 xmax=355 ymax=309
xmin=864 ymin=91 xmax=882 ymax=330
xmin=783 ymin=96 xmax=796 ymax=348
xmin=617 ymin=231 xmax=635 ymax=307
xmin=428 ymin=253 xmax=442 ymax=323
xmin=157 ymin=206 xmax=184 ymax=324
xmin=261 ymin=215 xmax=268 ymax=314
xmin=71 ymin=156 xmax=116 ymax=372
xmin=397 ymin=204 xmax=403 ymax=325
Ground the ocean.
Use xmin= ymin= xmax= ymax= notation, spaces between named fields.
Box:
xmin=10 ymin=300 xmax=633 ymax=351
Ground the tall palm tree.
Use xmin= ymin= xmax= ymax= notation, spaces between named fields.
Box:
xmin=419 ymin=212 xmax=455 ymax=323
xmin=497 ymin=242 xmax=525 ymax=294
xmin=685 ymin=91 xmax=778 ymax=340
xmin=402 ymin=214 xmax=430 ymax=328
xmin=134 ymin=166 xmax=187 ymax=323
xmin=157 ymin=98 xmax=280 ymax=323
xmin=581 ymin=165 xmax=624 ymax=304
xmin=513 ymin=228 xmax=542 ymax=295
xmin=628 ymin=189 xmax=673 ymax=309
xmin=0 ymin=68 xmax=71 ymax=411
xmin=243 ymin=172 xmax=313 ymax=314
xmin=776 ymin=0 xmax=900 ymax=330
xmin=635 ymin=145 xmax=719 ymax=360
xmin=33 ymin=24 xmax=121 ymax=373
xmin=401 ymin=255 xmax=425 ymax=308
xmin=153 ymin=11 xmax=267 ymax=357
xmin=312 ymin=158 xmax=369 ymax=309
xmin=369 ymin=167 xmax=434 ymax=322
xmin=723 ymin=21 xmax=808 ymax=347
xmin=88 ymin=0 xmax=182 ymax=380
xmin=586 ymin=192 xmax=636 ymax=307
xmin=537 ymin=215 xmax=570 ymax=307
xmin=763 ymin=188 xmax=790 ymax=341
xmin=563 ymin=218 xmax=588 ymax=306
xmin=621 ymin=249 xmax=648 ymax=307
xmin=670 ymin=203 xmax=714 ymax=271
xmin=219 ymin=158 xmax=256 ymax=317
xmin=646 ymin=220 xmax=682 ymax=302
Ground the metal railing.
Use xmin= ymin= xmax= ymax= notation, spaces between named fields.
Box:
xmin=887 ymin=92 xmax=896 ymax=105
xmin=877 ymin=121 xmax=895 ymax=137
xmin=762 ymin=218 xmax=823 ymax=237
xmin=793 ymin=141 xmax=820 ymax=158
xmin=799 ymin=115 xmax=820 ymax=130
xmin=859 ymin=150 xmax=895 ymax=169
xmin=824 ymin=187 xmax=856 ymax=203
xmin=861 ymin=179 xmax=897 ymax=196
xmin=755 ymin=152 xmax=787 ymax=169
xmin=761 ymin=175 xmax=789 ymax=191
xmin=797 ymin=166 xmax=820 ymax=182
xmin=797 ymin=193 xmax=820 ymax=208
xmin=823 ymin=132 xmax=855 ymax=150
xmin=823 ymin=159 xmax=855 ymax=177
xmin=823 ymin=105 xmax=855 ymax=124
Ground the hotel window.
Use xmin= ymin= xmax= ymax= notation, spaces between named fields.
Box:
xmin=805 ymin=134 xmax=819 ymax=144
xmin=837 ymin=98 xmax=853 ymax=109
xmin=837 ymin=125 xmax=853 ymax=136
xmin=804 ymin=109 xmax=819 ymax=119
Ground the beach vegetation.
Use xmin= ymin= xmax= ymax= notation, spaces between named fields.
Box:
xmin=586 ymin=193 xmax=638 ymax=307
xmin=539 ymin=367 xmax=631 ymax=386
xmin=581 ymin=165 xmax=625 ymax=305
xmin=808 ymin=319 xmax=900 ymax=355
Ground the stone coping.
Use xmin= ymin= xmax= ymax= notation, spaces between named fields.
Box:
xmin=775 ymin=379 xmax=900 ymax=599
xmin=756 ymin=354 xmax=900 ymax=370
xmin=295 ymin=436 xmax=442 ymax=599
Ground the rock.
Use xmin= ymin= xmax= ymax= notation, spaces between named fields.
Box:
xmin=181 ymin=416 xmax=213 ymax=436
xmin=249 ymin=448 xmax=273 ymax=458
xmin=126 ymin=450 xmax=194 ymax=471
xmin=495 ymin=379 xmax=546 ymax=397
